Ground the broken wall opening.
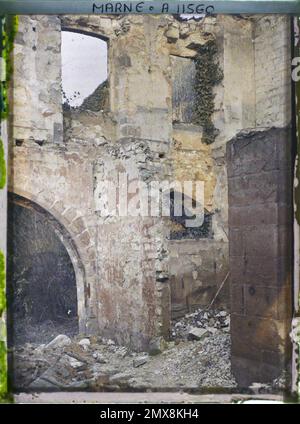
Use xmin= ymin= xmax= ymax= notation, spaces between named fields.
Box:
xmin=171 ymin=55 xmax=196 ymax=124
xmin=169 ymin=49 xmax=228 ymax=319
xmin=61 ymin=29 xmax=108 ymax=111
xmin=6 ymin=193 xmax=79 ymax=346
xmin=8 ymin=13 xmax=294 ymax=393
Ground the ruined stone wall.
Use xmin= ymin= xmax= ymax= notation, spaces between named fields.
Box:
xmin=11 ymin=15 xmax=174 ymax=349
xmin=8 ymin=140 xmax=98 ymax=334
xmin=61 ymin=15 xmax=233 ymax=341
xmin=254 ymin=15 xmax=291 ymax=128
xmin=60 ymin=14 xmax=242 ymax=324
xmin=169 ymin=240 xmax=228 ymax=317
xmin=227 ymin=128 xmax=293 ymax=387
xmin=168 ymin=16 xmax=257 ymax=314
xmin=13 ymin=16 xmax=63 ymax=144
xmin=228 ymin=16 xmax=293 ymax=386
xmin=9 ymin=15 xmax=293 ymax=357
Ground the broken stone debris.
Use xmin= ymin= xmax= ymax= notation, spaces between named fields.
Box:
xmin=11 ymin=308 xmax=237 ymax=391
xmin=188 ymin=327 xmax=210 ymax=341
xmin=45 ymin=334 xmax=72 ymax=350
xmin=13 ymin=306 xmax=287 ymax=392
xmin=171 ymin=307 xmax=230 ymax=340
xmin=78 ymin=338 xmax=91 ymax=350
xmin=148 ymin=337 xmax=167 ymax=356
xmin=133 ymin=355 xmax=149 ymax=368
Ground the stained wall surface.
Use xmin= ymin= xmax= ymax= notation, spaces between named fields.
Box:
xmin=9 ymin=14 xmax=292 ymax=378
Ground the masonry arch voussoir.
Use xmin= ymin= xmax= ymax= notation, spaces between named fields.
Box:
xmin=7 ymin=189 xmax=94 ymax=333
xmin=61 ymin=26 xmax=109 ymax=42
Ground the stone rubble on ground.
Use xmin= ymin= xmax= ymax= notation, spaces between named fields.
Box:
xmin=148 ymin=337 xmax=167 ymax=356
xmin=133 ymin=355 xmax=149 ymax=368
xmin=45 ymin=334 xmax=72 ymax=350
xmin=10 ymin=307 xmax=282 ymax=392
xmin=171 ymin=308 xmax=231 ymax=341
xmin=187 ymin=328 xmax=210 ymax=341
xmin=78 ymin=338 xmax=91 ymax=350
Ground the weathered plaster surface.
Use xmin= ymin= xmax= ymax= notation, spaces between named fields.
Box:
xmin=10 ymin=15 xmax=292 ymax=364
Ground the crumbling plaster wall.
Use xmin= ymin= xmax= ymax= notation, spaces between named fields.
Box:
xmin=9 ymin=14 xmax=292 ymax=353
xmin=61 ymin=14 xmax=250 ymax=325
xmin=168 ymin=15 xmax=257 ymax=314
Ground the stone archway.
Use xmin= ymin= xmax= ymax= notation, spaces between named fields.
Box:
xmin=7 ymin=192 xmax=88 ymax=343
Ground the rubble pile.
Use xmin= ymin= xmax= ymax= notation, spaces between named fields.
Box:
xmin=11 ymin=308 xmax=236 ymax=392
xmin=171 ymin=308 xmax=230 ymax=340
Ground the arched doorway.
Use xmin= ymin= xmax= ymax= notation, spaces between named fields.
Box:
xmin=7 ymin=193 xmax=80 ymax=346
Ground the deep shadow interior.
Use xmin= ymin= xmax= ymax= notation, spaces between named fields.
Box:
xmin=6 ymin=194 xmax=79 ymax=347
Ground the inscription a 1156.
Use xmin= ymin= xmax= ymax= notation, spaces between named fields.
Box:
xmin=93 ymin=2 xmax=215 ymax=15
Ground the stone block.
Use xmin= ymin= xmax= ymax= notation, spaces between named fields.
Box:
xmin=173 ymin=125 xmax=204 ymax=151
xmin=241 ymin=255 xmax=291 ymax=288
xmin=229 ymin=204 xmax=292 ymax=228
xmin=242 ymin=225 xmax=290 ymax=259
xmin=228 ymin=170 xmax=291 ymax=207
xmin=188 ymin=328 xmax=210 ymax=341
xmin=230 ymin=283 xmax=244 ymax=315
xmin=244 ymin=285 xmax=279 ymax=319
xmin=228 ymin=229 xmax=243 ymax=257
